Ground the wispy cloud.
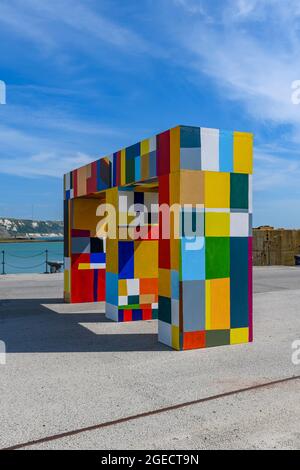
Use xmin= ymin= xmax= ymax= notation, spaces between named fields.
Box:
xmin=170 ymin=0 xmax=300 ymax=134
xmin=0 ymin=0 xmax=159 ymax=57
xmin=0 ymin=150 xmax=94 ymax=178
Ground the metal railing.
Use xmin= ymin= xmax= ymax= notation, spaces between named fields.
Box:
xmin=1 ymin=249 xmax=64 ymax=274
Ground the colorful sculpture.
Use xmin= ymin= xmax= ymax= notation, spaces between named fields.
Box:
xmin=64 ymin=125 xmax=253 ymax=350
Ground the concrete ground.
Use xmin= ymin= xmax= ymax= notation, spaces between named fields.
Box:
xmin=0 ymin=266 xmax=299 ymax=450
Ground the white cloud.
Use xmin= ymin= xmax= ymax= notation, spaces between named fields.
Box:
xmin=0 ymin=0 xmax=159 ymax=57
xmin=0 ymin=151 xmax=94 ymax=178
xmin=170 ymin=0 xmax=300 ymax=135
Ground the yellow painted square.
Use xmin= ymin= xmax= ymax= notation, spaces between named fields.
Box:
xmin=170 ymin=238 xmax=180 ymax=271
xmin=134 ymin=240 xmax=158 ymax=279
xmin=141 ymin=138 xmax=149 ymax=156
xmin=205 ymin=280 xmax=211 ymax=330
xmin=78 ymin=263 xmax=90 ymax=270
xmin=230 ymin=328 xmax=249 ymax=345
xmin=205 ymin=212 xmax=230 ymax=236
xmin=119 ymin=279 xmax=127 ymax=296
xmin=64 ymin=270 xmax=70 ymax=292
xmin=205 ymin=171 xmax=230 ymax=208
xmin=158 ymin=268 xmax=171 ymax=297
xmin=170 ymin=172 xmax=180 ymax=205
xmin=172 ymin=325 xmax=180 ymax=351
xmin=170 ymin=126 xmax=180 ymax=173
xmin=210 ymin=278 xmax=230 ymax=330
xmin=233 ymin=132 xmax=253 ymax=174
xmin=106 ymin=238 xmax=118 ymax=273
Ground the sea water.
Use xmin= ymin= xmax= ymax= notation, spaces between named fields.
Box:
xmin=0 ymin=240 xmax=64 ymax=274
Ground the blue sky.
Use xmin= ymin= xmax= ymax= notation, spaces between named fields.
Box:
xmin=0 ymin=0 xmax=300 ymax=227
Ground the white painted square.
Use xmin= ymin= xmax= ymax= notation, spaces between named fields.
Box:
xmin=158 ymin=320 xmax=172 ymax=347
xmin=90 ymin=263 xmax=105 ymax=269
xmin=149 ymin=136 xmax=156 ymax=152
xmin=127 ymin=278 xmax=139 ymax=295
xmin=201 ymin=128 xmax=219 ymax=171
xmin=230 ymin=213 xmax=249 ymax=237
xmin=64 ymin=257 xmax=70 ymax=270
xmin=119 ymin=191 xmax=134 ymax=213
xmin=118 ymin=296 xmax=128 ymax=306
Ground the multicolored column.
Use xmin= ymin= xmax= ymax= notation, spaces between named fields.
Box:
xmin=156 ymin=127 xmax=253 ymax=350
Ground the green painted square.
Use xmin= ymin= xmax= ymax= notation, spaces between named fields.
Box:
xmin=158 ymin=296 xmax=171 ymax=323
xmin=206 ymin=237 xmax=230 ymax=279
xmin=152 ymin=309 xmax=158 ymax=320
xmin=126 ymin=158 xmax=135 ymax=184
xmin=206 ymin=330 xmax=230 ymax=347
xmin=230 ymin=173 xmax=248 ymax=210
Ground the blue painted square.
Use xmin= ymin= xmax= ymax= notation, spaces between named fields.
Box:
xmin=66 ymin=190 xmax=71 ymax=200
xmin=181 ymin=237 xmax=205 ymax=281
xmin=134 ymin=192 xmax=144 ymax=205
xmin=119 ymin=241 xmax=134 ymax=279
xmin=118 ymin=310 xmax=124 ymax=322
xmin=219 ymin=130 xmax=233 ymax=173
xmin=91 ymin=252 xmax=106 ymax=263
xmin=180 ymin=126 xmax=201 ymax=148
xmin=126 ymin=142 xmax=140 ymax=159
xmin=132 ymin=309 xmax=143 ymax=321
xmin=106 ymin=272 xmax=118 ymax=305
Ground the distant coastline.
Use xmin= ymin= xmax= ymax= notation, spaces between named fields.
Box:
xmin=0 ymin=217 xmax=63 ymax=240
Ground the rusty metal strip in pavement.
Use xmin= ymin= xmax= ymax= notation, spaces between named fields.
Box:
xmin=2 ymin=375 xmax=300 ymax=450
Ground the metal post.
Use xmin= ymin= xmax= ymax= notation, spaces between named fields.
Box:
xmin=45 ymin=249 xmax=49 ymax=274
xmin=1 ymin=250 xmax=5 ymax=275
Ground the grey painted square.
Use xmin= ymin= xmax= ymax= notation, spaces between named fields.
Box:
xmin=249 ymin=214 xmax=253 ymax=236
xmin=182 ymin=280 xmax=205 ymax=332
xmin=180 ymin=147 xmax=201 ymax=170
xmin=72 ymin=237 xmax=90 ymax=254
xmin=149 ymin=151 xmax=157 ymax=177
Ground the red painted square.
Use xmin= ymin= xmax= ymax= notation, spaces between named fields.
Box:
xmin=157 ymin=131 xmax=170 ymax=176
xmin=158 ymin=174 xmax=170 ymax=205
xmin=142 ymin=309 xmax=152 ymax=320
xmin=159 ymin=238 xmax=170 ymax=269
xmin=123 ymin=310 xmax=132 ymax=322
xmin=97 ymin=269 xmax=106 ymax=301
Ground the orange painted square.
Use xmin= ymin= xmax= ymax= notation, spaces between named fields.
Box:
xmin=210 ymin=278 xmax=230 ymax=330
xmin=183 ymin=331 xmax=206 ymax=350
xmin=123 ymin=310 xmax=132 ymax=321
xmin=140 ymin=278 xmax=158 ymax=295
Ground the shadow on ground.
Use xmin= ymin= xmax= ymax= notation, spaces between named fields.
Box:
xmin=0 ymin=298 xmax=169 ymax=353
